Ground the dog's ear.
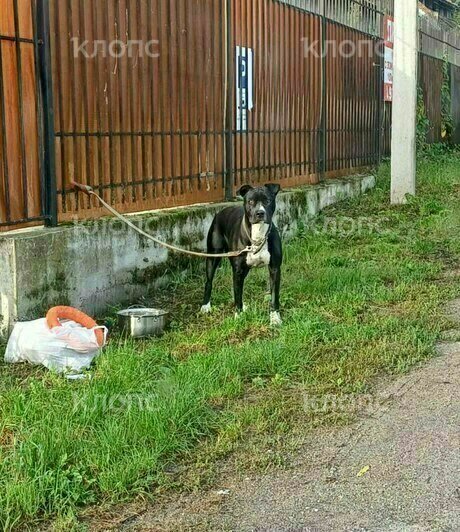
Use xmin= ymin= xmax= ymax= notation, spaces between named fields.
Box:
xmin=237 ymin=185 xmax=254 ymax=198
xmin=264 ymin=183 xmax=281 ymax=197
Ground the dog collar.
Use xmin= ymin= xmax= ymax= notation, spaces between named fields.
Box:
xmin=242 ymin=216 xmax=272 ymax=255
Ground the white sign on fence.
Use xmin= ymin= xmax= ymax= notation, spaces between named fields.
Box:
xmin=236 ymin=46 xmax=254 ymax=132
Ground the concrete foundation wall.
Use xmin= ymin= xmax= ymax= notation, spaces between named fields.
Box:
xmin=0 ymin=239 xmax=16 ymax=338
xmin=0 ymin=175 xmax=375 ymax=340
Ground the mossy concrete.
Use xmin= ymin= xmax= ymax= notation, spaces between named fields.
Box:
xmin=0 ymin=174 xmax=375 ymax=339
xmin=0 ymin=239 xmax=15 ymax=337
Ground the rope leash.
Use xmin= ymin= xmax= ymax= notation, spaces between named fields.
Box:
xmin=71 ymin=182 xmax=268 ymax=259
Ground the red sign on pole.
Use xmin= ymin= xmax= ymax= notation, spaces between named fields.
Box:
xmin=384 ymin=16 xmax=394 ymax=102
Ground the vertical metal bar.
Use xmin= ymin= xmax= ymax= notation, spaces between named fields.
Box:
xmin=238 ymin=2 xmax=244 ymax=187
xmin=128 ymin=0 xmax=137 ymax=202
xmin=352 ymin=27 xmax=357 ymax=169
xmin=54 ymin=0 xmax=66 ymax=213
xmin=79 ymin=0 xmax=92 ymax=207
xmin=329 ymin=19 xmax=335 ymax=173
xmin=175 ymin=0 xmax=185 ymax=195
xmin=370 ymin=35 xmax=375 ymax=164
xmin=294 ymin=8 xmax=300 ymax=180
xmin=292 ymin=6 xmax=297 ymax=177
xmin=319 ymin=14 xmax=327 ymax=179
xmin=295 ymin=8 xmax=300 ymax=180
xmin=166 ymin=0 xmax=176 ymax=196
xmin=139 ymin=0 xmax=148 ymax=200
xmin=276 ymin=1 xmax=280 ymax=181
xmin=262 ymin=0 xmax=268 ymax=179
xmin=367 ymin=34 xmax=372 ymax=163
xmin=191 ymin=0 xmax=201 ymax=192
xmin=0 ymin=39 xmax=11 ymax=222
xmin=37 ymin=0 xmax=58 ymax=226
xmin=377 ymin=37 xmax=384 ymax=164
xmin=115 ymin=0 xmax=126 ymax=203
xmin=290 ymin=8 xmax=295 ymax=178
xmin=354 ymin=26 xmax=359 ymax=168
xmin=252 ymin=0 xmax=255 ymax=184
xmin=267 ymin=2 xmax=273 ymax=180
xmin=13 ymin=0 xmax=29 ymax=218
xmin=157 ymin=0 xmax=167 ymax=195
xmin=307 ymin=14 xmax=313 ymax=176
xmin=106 ymin=0 xmax=116 ymax=204
xmin=243 ymin=2 xmax=248 ymax=185
xmin=254 ymin=0 xmax=261 ymax=184
xmin=185 ymin=0 xmax=194 ymax=193
xmin=201 ymin=0 xmax=210 ymax=192
xmin=216 ymin=0 xmax=223 ymax=192
xmin=365 ymin=33 xmax=370 ymax=166
xmin=275 ymin=0 xmax=280 ymax=182
xmin=147 ymin=0 xmax=157 ymax=198
xmin=93 ymin=0 xmax=105 ymax=198
xmin=67 ymin=0 xmax=80 ymax=211
xmin=31 ymin=0 xmax=44 ymax=218
xmin=225 ymin=0 xmax=234 ymax=200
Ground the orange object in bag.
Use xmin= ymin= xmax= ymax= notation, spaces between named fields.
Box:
xmin=46 ymin=306 xmax=105 ymax=347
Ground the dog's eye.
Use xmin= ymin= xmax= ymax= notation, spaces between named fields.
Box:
xmin=248 ymin=200 xmax=255 ymax=207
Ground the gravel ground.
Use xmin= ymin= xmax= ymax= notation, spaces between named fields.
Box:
xmin=118 ymin=310 xmax=460 ymax=532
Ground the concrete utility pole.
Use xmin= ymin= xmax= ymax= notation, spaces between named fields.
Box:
xmin=391 ymin=0 xmax=419 ymax=204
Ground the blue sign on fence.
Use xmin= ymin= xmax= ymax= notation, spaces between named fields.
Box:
xmin=236 ymin=46 xmax=254 ymax=132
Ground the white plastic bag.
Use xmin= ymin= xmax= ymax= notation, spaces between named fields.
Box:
xmin=5 ymin=318 xmax=107 ymax=374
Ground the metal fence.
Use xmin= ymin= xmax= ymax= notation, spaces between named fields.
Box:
xmin=50 ymin=0 xmax=227 ymax=223
xmin=420 ymin=15 xmax=460 ymax=68
xmin=4 ymin=0 xmax=454 ymax=232
xmin=283 ymin=0 xmax=392 ymax=37
xmin=0 ymin=0 xmax=53 ymax=229
xmin=419 ymin=54 xmax=445 ymax=144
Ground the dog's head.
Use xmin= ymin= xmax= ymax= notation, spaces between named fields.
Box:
xmin=238 ymin=183 xmax=281 ymax=225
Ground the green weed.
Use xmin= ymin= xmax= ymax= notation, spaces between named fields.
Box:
xmin=1 ymin=152 xmax=460 ymax=529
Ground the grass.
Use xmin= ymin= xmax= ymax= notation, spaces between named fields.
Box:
xmin=1 ymin=149 xmax=460 ymax=530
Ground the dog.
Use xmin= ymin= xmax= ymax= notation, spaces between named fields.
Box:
xmin=201 ymin=183 xmax=283 ymax=326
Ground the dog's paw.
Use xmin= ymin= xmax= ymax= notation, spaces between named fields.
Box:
xmin=270 ymin=311 xmax=283 ymax=327
xmin=234 ymin=304 xmax=247 ymax=319
xmin=200 ymin=303 xmax=212 ymax=314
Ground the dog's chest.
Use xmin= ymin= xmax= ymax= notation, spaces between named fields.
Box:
xmin=246 ymin=243 xmax=271 ymax=268
xmin=245 ymin=223 xmax=271 ymax=268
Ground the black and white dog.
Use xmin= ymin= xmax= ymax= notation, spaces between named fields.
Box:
xmin=201 ymin=183 xmax=283 ymax=326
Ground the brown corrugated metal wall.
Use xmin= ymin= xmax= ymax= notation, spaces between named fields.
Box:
xmin=50 ymin=0 xmax=226 ymax=223
xmin=326 ymin=23 xmax=381 ymax=172
xmin=0 ymin=0 xmax=43 ymax=231
xmin=232 ymin=0 xmax=322 ymax=190
xmin=0 ymin=0 xmax=409 ymax=231
xmin=419 ymin=54 xmax=444 ymax=145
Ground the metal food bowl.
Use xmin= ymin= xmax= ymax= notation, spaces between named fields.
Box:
xmin=117 ymin=306 xmax=169 ymax=338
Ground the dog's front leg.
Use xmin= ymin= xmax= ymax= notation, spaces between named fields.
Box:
xmin=201 ymin=257 xmax=222 ymax=313
xmin=232 ymin=260 xmax=250 ymax=315
xmin=269 ymin=266 xmax=282 ymax=326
